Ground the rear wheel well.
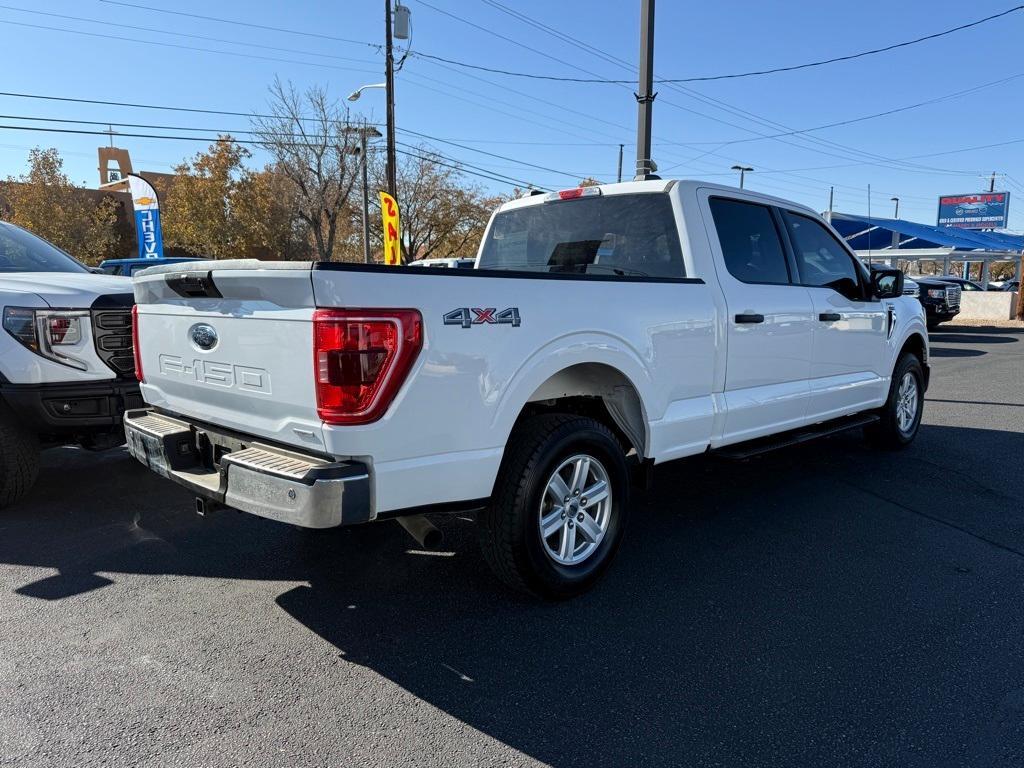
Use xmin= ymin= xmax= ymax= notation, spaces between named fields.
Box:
xmin=512 ymin=363 xmax=647 ymax=459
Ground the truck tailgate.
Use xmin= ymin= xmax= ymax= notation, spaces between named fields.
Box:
xmin=132 ymin=262 xmax=326 ymax=452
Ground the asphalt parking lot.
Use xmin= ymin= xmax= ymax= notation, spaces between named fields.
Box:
xmin=1 ymin=324 xmax=1022 ymax=768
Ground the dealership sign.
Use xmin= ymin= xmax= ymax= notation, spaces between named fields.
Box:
xmin=937 ymin=192 xmax=1010 ymax=230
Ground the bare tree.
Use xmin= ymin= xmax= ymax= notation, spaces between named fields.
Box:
xmin=252 ymin=78 xmax=361 ymax=261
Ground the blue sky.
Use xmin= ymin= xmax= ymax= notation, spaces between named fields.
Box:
xmin=0 ymin=0 xmax=1022 ymax=230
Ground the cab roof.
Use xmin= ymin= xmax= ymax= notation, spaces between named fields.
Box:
xmin=497 ymin=179 xmax=820 ymax=218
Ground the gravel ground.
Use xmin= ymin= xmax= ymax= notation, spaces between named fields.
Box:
xmin=1 ymin=324 xmax=1022 ymax=768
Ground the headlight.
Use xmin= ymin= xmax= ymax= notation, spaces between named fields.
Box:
xmin=3 ymin=307 xmax=90 ymax=370
xmin=927 ymin=289 xmax=945 ymax=299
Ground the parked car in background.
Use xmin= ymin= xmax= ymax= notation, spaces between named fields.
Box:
xmin=124 ymin=181 xmax=927 ymax=598
xmin=907 ymin=274 xmax=961 ymax=330
xmin=1001 ymin=279 xmax=1020 ymax=292
xmin=407 ymin=257 xmax=476 ymax=269
xmin=0 ymin=222 xmax=141 ymax=508
xmin=933 ymin=276 xmax=984 ymax=292
xmin=98 ymin=256 xmax=204 ymax=276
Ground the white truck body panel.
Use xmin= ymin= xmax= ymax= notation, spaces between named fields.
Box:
xmin=130 ymin=180 xmax=928 ymax=517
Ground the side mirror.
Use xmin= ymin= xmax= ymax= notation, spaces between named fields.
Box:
xmin=871 ymin=268 xmax=904 ymax=299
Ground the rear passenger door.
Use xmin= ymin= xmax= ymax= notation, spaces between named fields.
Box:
xmin=780 ymin=210 xmax=888 ymax=419
xmin=704 ymin=195 xmax=816 ymax=444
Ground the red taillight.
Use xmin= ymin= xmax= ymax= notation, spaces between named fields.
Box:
xmin=313 ymin=309 xmax=422 ymax=425
xmin=131 ymin=305 xmax=144 ymax=382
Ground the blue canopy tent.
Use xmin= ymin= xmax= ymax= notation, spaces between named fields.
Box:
xmin=829 ymin=213 xmax=1024 ymax=252
xmin=828 ymin=212 xmax=1023 ymax=285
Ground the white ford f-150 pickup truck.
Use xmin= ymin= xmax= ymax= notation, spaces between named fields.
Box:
xmin=1 ymin=221 xmax=141 ymax=508
xmin=125 ymin=180 xmax=928 ymax=598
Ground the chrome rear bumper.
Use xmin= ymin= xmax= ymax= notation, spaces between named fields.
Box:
xmin=124 ymin=408 xmax=369 ymax=528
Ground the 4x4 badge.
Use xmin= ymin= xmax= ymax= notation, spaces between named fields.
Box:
xmin=443 ymin=307 xmax=521 ymax=329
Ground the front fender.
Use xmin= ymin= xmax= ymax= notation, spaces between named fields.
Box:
xmin=887 ymin=296 xmax=929 ymax=381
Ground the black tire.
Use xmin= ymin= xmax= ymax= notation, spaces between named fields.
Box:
xmin=478 ymin=413 xmax=630 ymax=599
xmin=926 ymin=319 xmax=940 ymax=332
xmin=865 ymin=353 xmax=925 ymax=450
xmin=0 ymin=406 xmax=40 ymax=509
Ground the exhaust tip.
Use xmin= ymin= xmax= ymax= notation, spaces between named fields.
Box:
xmin=396 ymin=514 xmax=444 ymax=550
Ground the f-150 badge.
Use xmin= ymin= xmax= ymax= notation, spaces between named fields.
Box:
xmin=443 ymin=307 xmax=521 ymax=329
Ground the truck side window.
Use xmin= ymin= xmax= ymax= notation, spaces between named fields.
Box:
xmin=478 ymin=193 xmax=685 ymax=279
xmin=708 ymin=198 xmax=790 ymax=285
xmin=783 ymin=211 xmax=863 ymax=299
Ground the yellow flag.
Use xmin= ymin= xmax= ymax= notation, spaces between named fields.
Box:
xmin=380 ymin=191 xmax=401 ymax=265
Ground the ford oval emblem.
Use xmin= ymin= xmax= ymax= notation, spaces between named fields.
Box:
xmin=190 ymin=323 xmax=218 ymax=351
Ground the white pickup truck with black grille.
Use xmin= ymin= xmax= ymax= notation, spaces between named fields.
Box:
xmin=0 ymin=222 xmax=142 ymax=508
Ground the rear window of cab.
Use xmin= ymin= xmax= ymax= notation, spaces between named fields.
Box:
xmin=478 ymin=193 xmax=685 ymax=279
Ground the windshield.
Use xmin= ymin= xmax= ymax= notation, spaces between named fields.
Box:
xmin=478 ymin=193 xmax=685 ymax=278
xmin=0 ymin=222 xmax=88 ymax=273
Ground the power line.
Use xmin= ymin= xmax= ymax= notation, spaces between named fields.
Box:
xmin=0 ymin=87 xmax=610 ymax=180
xmin=0 ymin=90 xmax=343 ymax=123
xmin=97 ymin=0 xmax=377 ymax=47
xmin=0 ymin=121 xmax=543 ymax=190
xmin=64 ymin=0 xmax=1015 ymax=182
xmin=0 ymin=4 xmax=380 ymax=64
xmin=419 ymin=4 xmax=1024 ymax=83
xmin=0 ymin=110 xmax=597 ymax=181
xmin=100 ymin=0 xmax=1024 ymax=86
xmin=662 ymin=71 xmax=1024 ymax=148
xmin=0 ymin=112 xmax=381 ymax=137
xmin=472 ymin=2 xmax=987 ymax=179
xmin=393 ymin=142 xmax=546 ymax=190
xmin=0 ymin=18 xmax=381 ymax=77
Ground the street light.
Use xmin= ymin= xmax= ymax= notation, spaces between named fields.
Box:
xmin=347 ymin=83 xmax=386 ymax=102
xmin=731 ymin=165 xmax=753 ymax=189
xmin=890 ymin=196 xmax=900 ymax=219
xmin=345 ymin=125 xmax=383 ymax=264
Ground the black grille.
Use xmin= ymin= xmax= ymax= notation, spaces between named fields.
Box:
xmin=91 ymin=309 xmax=136 ymax=378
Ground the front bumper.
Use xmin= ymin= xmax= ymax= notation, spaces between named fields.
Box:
xmin=123 ymin=408 xmax=370 ymax=529
xmin=922 ymin=301 xmax=959 ymax=320
xmin=0 ymin=378 xmax=143 ymax=436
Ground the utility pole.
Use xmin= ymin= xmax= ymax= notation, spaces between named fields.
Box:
xmin=827 ymin=186 xmax=833 ymax=222
xmin=989 ymin=171 xmax=997 ymax=193
xmin=617 ymin=143 xmax=624 ymax=183
xmin=384 ymin=0 xmax=398 ymax=200
xmin=634 ymin=0 xmax=656 ymax=180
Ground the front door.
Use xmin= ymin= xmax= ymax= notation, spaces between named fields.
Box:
xmin=780 ymin=210 xmax=888 ymax=419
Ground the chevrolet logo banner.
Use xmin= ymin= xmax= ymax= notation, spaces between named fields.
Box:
xmin=126 ymin=174 xmax=165 ymax=260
